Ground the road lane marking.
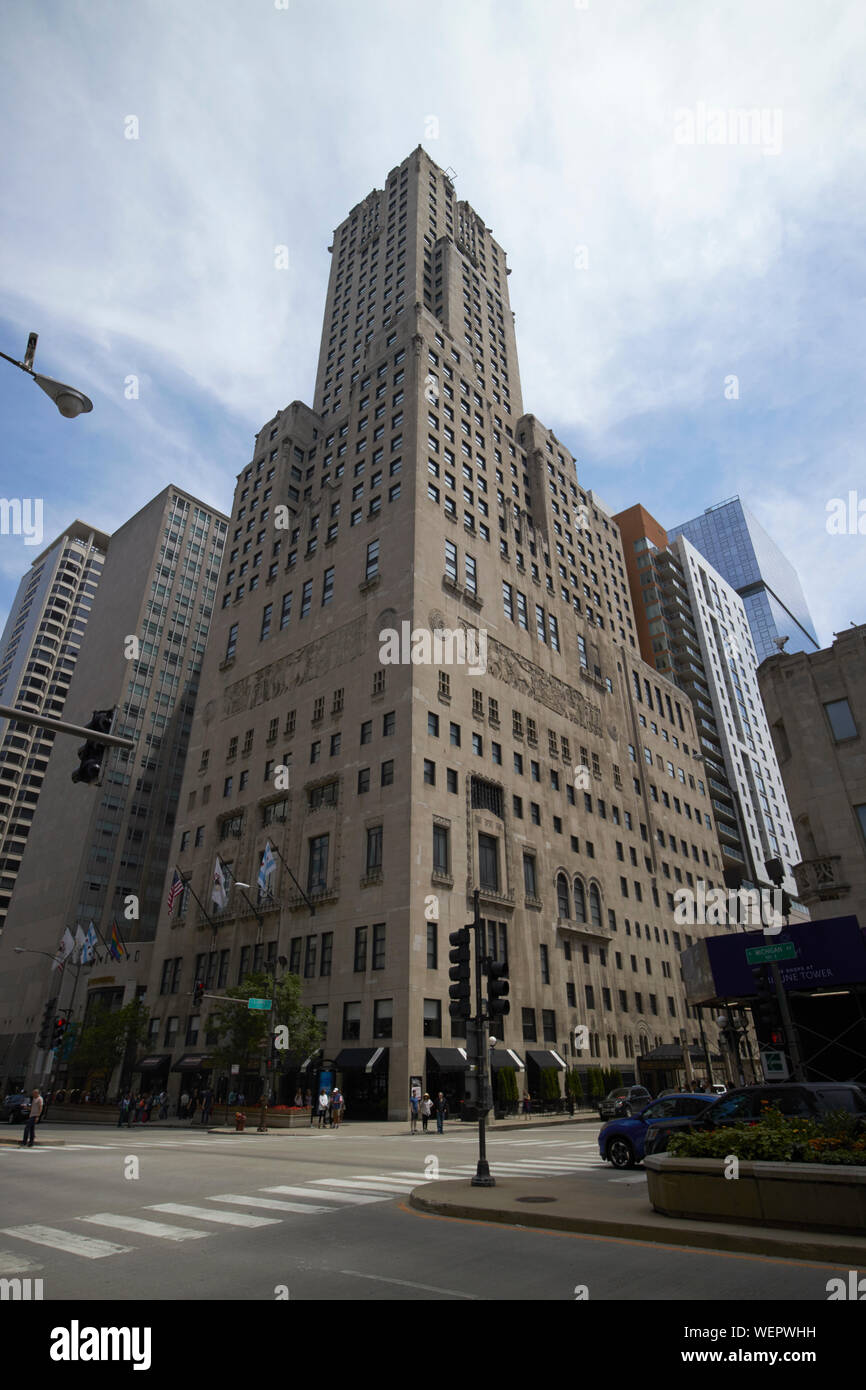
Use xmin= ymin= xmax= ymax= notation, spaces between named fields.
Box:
xmin=207 ymin=1193 xmax=338 ymax=1214
xmin=261 ymin=1185 xmax=387 ymax=1205
xmin=78 ymin=1213 xmax=211 ymax=1241
xmin=0 ymin=1225 xmax=132 ymax=1258
xmin=147 ymin=1203 xmax=279 ymax=1227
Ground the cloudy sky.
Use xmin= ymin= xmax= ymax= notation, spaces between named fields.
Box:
xmin=1 ymin=0 xmax=863 ymax=643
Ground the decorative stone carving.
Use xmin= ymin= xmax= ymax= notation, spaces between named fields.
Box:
xmin=484 ymin=637 xmax=603 ymax=735
xmin=223 ymin=621 xmax=366 ymax=719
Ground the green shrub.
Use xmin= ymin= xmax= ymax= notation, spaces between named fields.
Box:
xmin=540 ymin=1067 xmax=561 ymax=1101
xmin=565 ymin=1068 xmax=583 ymax=1103
xmin=496 ymin=1067 xmax=519 ymax=1107
xmin=668 ymin=1104 xmax=866 ymax=1166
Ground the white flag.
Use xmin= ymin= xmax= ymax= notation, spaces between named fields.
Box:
xmin=211 ymin=856 xmax=229 ymax=911
xmin=74 ymin=925 xmax=87 ymax=963
xmin=84 ymin=923 xmax=99 ymax=963
xmin=53 ymin=927 xmax=75 ymax=970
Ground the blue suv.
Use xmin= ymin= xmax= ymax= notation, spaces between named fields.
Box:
xmin=599 ymin=1093 xmax=715 ymax=1169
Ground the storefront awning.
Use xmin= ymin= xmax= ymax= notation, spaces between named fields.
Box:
xmin=426 ymin=1047 xmax=468 ymax=1070
xmin=334 ymin=1047 xmax=388 ymax=1072
xmin=171 ymin=1054 xmax=214 ymax=1072
xmin=638 ymin=1044 xmax=722 ymax=1069
xmin=489 ymin=1048 xmax=525 ymax=1071
xmin=526 ymin=1049 xmax=567 ymax=1071
xmin=134 ymin=1055 xmax=172 ymax=1071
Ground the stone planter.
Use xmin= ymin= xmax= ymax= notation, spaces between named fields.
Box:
xmin=644 ymin=1154 xmax=866 ymax=1234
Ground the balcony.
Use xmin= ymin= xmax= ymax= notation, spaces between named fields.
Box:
xmin=722 ymin=844 xmax=746 ymax=864
xmin=556 ymin=916 xmax=612 ymax=944
xmin=793 ymin=856 xmax=850 ymax=905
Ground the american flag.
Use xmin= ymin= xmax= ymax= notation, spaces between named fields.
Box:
xmin=167 ymin=869 xmax=184 ymax=916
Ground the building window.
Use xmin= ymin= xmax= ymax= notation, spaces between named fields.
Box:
xmin=366 ymin=825 xmax=383 ymax=873
xmin=427 ymin=921 xmax=438 ymax=969
xmin=320 ymin=933 xmax=333 ymax=977
xmin=423 ymin=999 xmax=442 ymax=1037
xmin=342 ymin=1002 xmax=361 ymax=1040
xmin=366 ymin=539 xmax=379 ymax=580
xmin=260 ymin=603 xmax=272 ymax=640
xmin=479 ymin=833 xmax=499 ymax=890
xmin=225 ymin=624 xmax=238 ymax=661
xmin=522 ymin=1008 xmax=537 ymax=1042
xmin=307 ymin=834 xmax=329 ymax=893
xmin=825 ymin=699 xmax=857 ymax=742
xmin=354 ymin=926 xmax=367 ymax=972
xmin=372 ymin=922 xmax=386 ymax=970
xmin=433 ymin=823 xmax=450 ymax=873
xmin=373 ymin=999 xmax=393 ymax=1039
xmin=523 ymin=853 xmax=537 ymax=897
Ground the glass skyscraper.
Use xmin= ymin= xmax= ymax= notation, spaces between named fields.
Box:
xmin=668 ymin=497 xmax=820 ymax=664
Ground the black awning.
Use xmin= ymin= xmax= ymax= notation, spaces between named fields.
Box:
xmin=171 ymin=1054 xmax=214 ymax=1072
xmin=426 ymin=1047 xmax=469 ymax=1070
xmin=134 ymin=1055 xmax=172 ymax=1071
xmin=489 ymin=1048 xmax=525 ymax=1071
xmin=334 ymin=1047 xmax=388 ymax=1072
xmin=525 ymin=1049 xmax=567 ymax=1071
xmin=639 ymin=1043 xmax=722 ymax=1064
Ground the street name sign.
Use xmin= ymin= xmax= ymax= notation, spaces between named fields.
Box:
xmin=745 ymin=942 xmax=797 ymax=964
xmin=247 ymin=998 xmax=272 ymax=1011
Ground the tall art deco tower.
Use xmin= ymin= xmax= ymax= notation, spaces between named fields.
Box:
xmin=144 ymin=148 xmax=728 ymax=1118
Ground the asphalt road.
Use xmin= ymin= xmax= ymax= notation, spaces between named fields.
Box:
xmin=0 ymin=1124 xmax=844 ymax=1301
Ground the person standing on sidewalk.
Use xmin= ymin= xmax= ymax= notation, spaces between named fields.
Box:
xmin=420 ymin=1093 xmax=433 ymax=1133
xmin=409 ymin=1092 xmax=419 ymax=1134
xmin=21 ymin=1089 xmax=42 ymax=1147
xmin=330 ymin=1088 xmax=345 ymax=1128
xmin=317 ymin=1088 xmax=329 ymax=1128
xmin=117 ymin=1093 xmax=132 ymax=1128
xmin=201 ymin=1088 xmax=213 ymax=1126
xmin=435 ymin=1091 xmax=448 ymax=1134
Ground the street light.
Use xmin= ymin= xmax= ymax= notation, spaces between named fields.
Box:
xmin=0 ymin=333 xmax=93 ymax=418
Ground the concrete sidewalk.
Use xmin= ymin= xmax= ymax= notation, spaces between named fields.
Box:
xmin=408 ymin=1176 xmax=866 ymax=1266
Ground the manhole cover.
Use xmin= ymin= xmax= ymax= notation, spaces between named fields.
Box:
xmin=516 ymin=1195 xmax=557 ymax=1204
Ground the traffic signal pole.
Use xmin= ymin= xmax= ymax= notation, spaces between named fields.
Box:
xmin=770 ymin=961 xmax=806 ymax=1080
xmin=0 ymin=703 xmax=135 ymax=750
xmin=469 ymin=889 xmax=494 ymax=1188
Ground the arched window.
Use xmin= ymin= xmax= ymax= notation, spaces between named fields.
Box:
xmin=556 ymin=873 xmax=571 ymax=919
xmin=573 ymin=878 xmax=586 ymax=923
xmin=589 ymin=883 xmax=602 ymax=927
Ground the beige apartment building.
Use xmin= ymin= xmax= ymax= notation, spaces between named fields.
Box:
xmin=141 ymin=147 xmax=735 ymax=1120
xmin=758 ymin=624 xmax=866 ymax=927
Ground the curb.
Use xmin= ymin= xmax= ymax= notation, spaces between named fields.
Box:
xmin=407 ymin=1183 xmax=866 ymax=1266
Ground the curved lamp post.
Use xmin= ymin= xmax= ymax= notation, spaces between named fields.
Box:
xmin=1 ymin=332 xmax=92 ymax=418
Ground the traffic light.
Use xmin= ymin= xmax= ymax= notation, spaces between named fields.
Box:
xmin=38 ymin=999 xmax=56 ymax=1050
xmin=71 ymin=708 xmax=114 ymax=785
xmin=448 ymin=927 xmax=472 ymax=1020
xmin=51 ymin=1015 xmax=68 ymax=1048
xmin=192 ymin=980 xmax=204 ymax=1005
xmin=750 ymin=965 xmax=783 ymax=1047
xmin=487 ymin=959 xmax=510 ymax=1018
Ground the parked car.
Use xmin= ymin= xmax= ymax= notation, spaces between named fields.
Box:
xmin=597 ymin=1085 xmax=652 ymax=1120
xmin=599 ymin=1093 xmax=716 ymax=1169
xmin=1 ymin=1093 xmax=31 ymax=1123
xmin=644 ymin=1082 xmax=866 ymax=1157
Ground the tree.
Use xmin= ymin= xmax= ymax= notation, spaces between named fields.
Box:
xmin=208 ymin=971 xmax=323 ymax=1093
xmin=68 ymin=998 xmax=149 ymax=1086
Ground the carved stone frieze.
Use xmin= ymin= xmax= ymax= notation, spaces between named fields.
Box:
xmin=483 ymin=636 xmax=603 ymax=735
xmin=223 ymin=621 xmax=367 ymax=719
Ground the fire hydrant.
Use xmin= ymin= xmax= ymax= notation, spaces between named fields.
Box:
xmin=235 ymin=1111 xmax=246 ymax=1132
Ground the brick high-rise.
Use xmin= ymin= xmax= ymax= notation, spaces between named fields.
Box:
xmin=143 ymin=148 xmax=732 ymax=1118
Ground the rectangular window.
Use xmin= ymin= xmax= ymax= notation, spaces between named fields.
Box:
xmin=366 ymin=825 xmax=383 ymax=872
xmin=260 ymin=603 xmax=272 ymax=640
xmin=300 ymin=580 xmax=313 ymax=618
xmin=354 ymin=926 xmax=368 ymax=972
xmin=433 ymin=823 xmax=450 ymax=873
xmin=307 ymin=834 xmax=329 ymax=892
xmin=372 ymin=922 xmax=386 ymax=970
xmin=479 ymin=833 xmax=499 ymax=890
xmin=322 ymin=566 xmax=335 ymax=605
xmin=365 ymin=539 xmax=379 ymax=580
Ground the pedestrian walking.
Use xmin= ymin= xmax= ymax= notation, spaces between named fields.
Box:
xmin=420 ymin=1093 xmax=433 ymax=1132
xmin=435 ymin=1091 xmax=448 ymax=1134
xmin=201 ymin=1088 xmax=213 ymax=1125
xmin=180 ymin=1090 xmax=189 ymax=1119
xmin=158 ymin=1090 xmax=169 ymax=1120
xmin=117 ymin=1093 xmax=132 ymax=1128
xmin=21 ymin=1089 xmax=42 ymax=1147
xmin=188 ymin=1090 xmax=198 ymax=1122
xmin=409 ymin=1092 xmax=419 ymax=1134
xmin=522 ymin=1093 xmax=532 ymax=1117
xmin=317 ymin=1088 xmax=329 ymax=1128
xmin=330 ymin=1088 xmax=345 ymax=1128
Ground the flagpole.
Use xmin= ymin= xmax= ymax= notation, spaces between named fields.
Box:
xmin=271 ymin=843 xmax=316 ymax=916
xmin=177 ymin=867 xmax=220 ymax=932
xmin=218 ymin=857 xmax=264 ymax=930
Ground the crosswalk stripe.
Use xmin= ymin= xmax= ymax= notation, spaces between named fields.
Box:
xmin=311 ymin=1178 xmax=412 ymax=1195
xmin=207 ymin=1194 xmax=338 ymax=1214
xmin=78 ymin=1214 xmax=210 ymax=1241
xmin=147 ymin=1203 xmax=279 ymax=1228
xmin=261 ymin=1185 xmax=387 ymax=1206
xmin=1 ymin=1225 xmax=132 ymax=1258
xmin=347 ymin=1174 xmax=419 ymax=1188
